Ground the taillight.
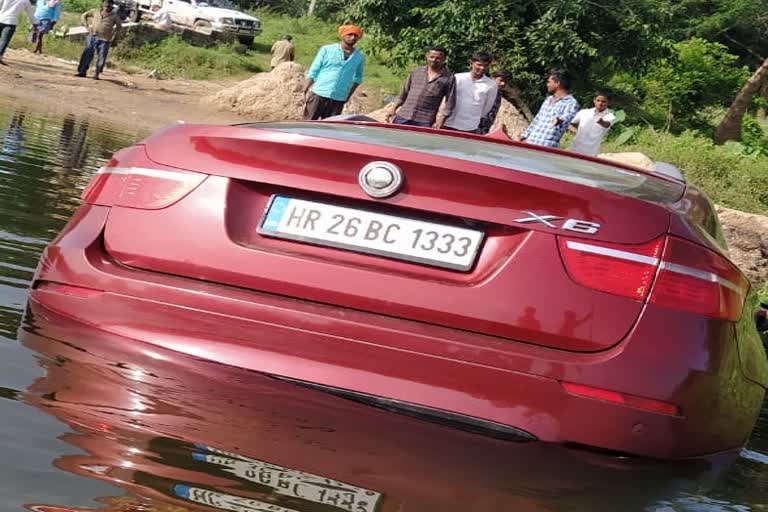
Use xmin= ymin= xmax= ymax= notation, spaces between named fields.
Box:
xmin=561 ymin=382 xmax=680 ymax=416
xmin=82 ymin=145 xmax=206 ymax=209
xmin=558 ymin=237 xmax=664 ymax=300
xmin=650 ymin=237 xmax=748 ymax=321
xmin=558 ymin=235 xmax=748 ymax=321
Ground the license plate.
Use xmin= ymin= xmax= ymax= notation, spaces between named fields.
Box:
xmin=258 ymin=196 xmax=484 ymax=271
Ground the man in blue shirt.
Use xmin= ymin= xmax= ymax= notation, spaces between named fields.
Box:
xmin=303 ymin=24 xmax=365 ymax=120
xmin=520 ymin=69 xmax=579 ymax=148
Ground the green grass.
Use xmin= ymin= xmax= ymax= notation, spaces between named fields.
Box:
xmin=249 ymin=10 xmax=407 ymax=98
xmin=759 ymin=282 xmax=768 ymax=304
xmin=601 ymin=127 xmax=768 ymax=215
xmin=9 ymin=8 xmax=408 ymax=95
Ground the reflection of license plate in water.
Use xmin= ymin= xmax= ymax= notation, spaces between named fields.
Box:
xmin=175 ymin=484 xmax=299 ymax=512
xmin=191 ymin=446 xmax=382 ymax=512
xmin=259 ymin=196 xmax=485 ymax=271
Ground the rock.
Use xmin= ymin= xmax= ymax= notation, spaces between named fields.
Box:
xmin=202 ymin=61 xmax=372 ymax=121
xmin=715 ymin=206 xmax=768 ymax=289
xmin=489 ymin=99 xmax=529 ymax=140
xmin=598 ymin=152 xmax=654 ymax=170
xmin=361 ymin=98 xmax=529 ymax=135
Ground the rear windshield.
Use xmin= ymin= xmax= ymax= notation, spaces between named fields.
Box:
xmin=247 ymin=122 xmax=685 ymax=203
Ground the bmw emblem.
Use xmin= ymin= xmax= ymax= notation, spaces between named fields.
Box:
xmin=358 ymin=161 xmax=403 ymax=198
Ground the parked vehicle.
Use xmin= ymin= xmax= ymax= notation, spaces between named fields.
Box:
xmin=130 ymin=0 xmax=262 ymax=46
xmin=30 ymin=120 xmax=768 ymax=459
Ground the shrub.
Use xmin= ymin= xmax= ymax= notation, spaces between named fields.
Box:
xmin=608 ymin=38 xmax=750 ymax=130
xmin=602 ymin=127 xmax=768 ymax=214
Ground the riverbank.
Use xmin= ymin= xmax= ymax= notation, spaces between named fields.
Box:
xmin=0 ymin=47 xmax=243 ymax=132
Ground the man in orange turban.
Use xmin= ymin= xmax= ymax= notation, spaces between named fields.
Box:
xmin=337 ymin=25 xmax=363 ymax=38
xmin=303 ymin=24 xmax=366 ymax=120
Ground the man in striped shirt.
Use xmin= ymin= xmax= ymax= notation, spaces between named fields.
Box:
xmin=386 ymin=46 xmax=455 ymax=128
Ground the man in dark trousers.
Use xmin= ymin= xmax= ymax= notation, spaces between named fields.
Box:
xmin=303 ymin=25 xmax=365 ymax=120
xmin=386 ymin=46 xmax=455 ymax=128
xmin=76 ymin=0 xmax=122 ymax=80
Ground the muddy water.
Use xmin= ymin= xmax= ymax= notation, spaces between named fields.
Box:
xmin=0 ymin=102 xmax=766 ymax=512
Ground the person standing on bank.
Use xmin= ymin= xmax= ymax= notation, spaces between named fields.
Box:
xmin=270 ymin=34 xmax=294 ymax=69
xmin=76 ymin=0 xmax=121 ymax=80
xmin=386 ymin=46 xmax=455 ymax=128
xmin=303 ymin=24 xmax=365 ymax=120
xmin=520 ymin=69 xmax=579 ymax=148
xmin=0 ymin=0 xmax=37 ymax=65
xmin=32 ymin=0 xmax=61 ymax=55
xmin=478 ymin=70 xmax=511 ymax=134
xmin=442 ymin=52 xmax=497 ymax=133
xmin=568 ymin=90 xmax=616 ymax=156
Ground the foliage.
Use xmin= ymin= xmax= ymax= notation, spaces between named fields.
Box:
xmin=759 ymin=281 xmax=768 ymax=305
xmin=740 ymin=115 xmax=768 ymax=156
xmin=343 ymin=0 xmax=676 ymax=96
xmin=236 ymin=0 xmax=305 ymax=16
xmin=116 ymin=36 xmax=263 ymax=79
xmin=675 ymin=0 xmax=768 ymax=67
xmin=608 ymin=38 xmax=750 ymax=130
xmin=601 ymin=127 xmax=768 ymax=214
xmin=65 ymin=0 xmax=101 ymax=14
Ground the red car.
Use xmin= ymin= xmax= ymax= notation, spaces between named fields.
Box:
xmin=29 ymin=120 xmax=768 ymax=459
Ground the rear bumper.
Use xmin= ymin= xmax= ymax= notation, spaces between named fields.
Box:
xmin=31 ymin=205 xmax=766 ymax=459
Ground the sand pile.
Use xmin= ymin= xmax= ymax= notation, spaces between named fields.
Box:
xmin=489 ymin=99 xmax=529 ymax=140
xmin=202 ymin=62 xmax=307 ymax=120
xmin=202 ymin=61 xmax=372 ymax=121
xmin=364 ymin=98 xmax=528 ymax=136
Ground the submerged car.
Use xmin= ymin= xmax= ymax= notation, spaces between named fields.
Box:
xmin=30 ymin=120 xmax=768 ymax=459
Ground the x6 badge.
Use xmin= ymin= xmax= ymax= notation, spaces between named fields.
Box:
xmin=514 ymin=211 xmax=601 ymax=234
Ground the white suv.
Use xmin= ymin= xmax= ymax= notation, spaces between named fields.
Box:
xmin=132 ymin=0 xmax=262 ymax=46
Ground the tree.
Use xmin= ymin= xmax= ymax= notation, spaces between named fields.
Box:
xmin=677 ymin=0 xmax=768 ymax=67
xmin=715 ymin=56 xmax=768 ymax=143
xmin=344 ymin=0 xmax=676 ymax=97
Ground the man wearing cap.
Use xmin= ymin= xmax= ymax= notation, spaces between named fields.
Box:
xmin=303 ymin=25 xmax=365 ymax=120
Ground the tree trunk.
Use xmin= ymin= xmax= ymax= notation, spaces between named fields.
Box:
xmin=757 ymin=80 xmax=768 ymax=120
xmin=714 ymin=56 xmax=768 ymax=144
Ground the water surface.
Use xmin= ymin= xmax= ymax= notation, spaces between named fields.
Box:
xmin=0 ymin=102 xmax=766 ymax=512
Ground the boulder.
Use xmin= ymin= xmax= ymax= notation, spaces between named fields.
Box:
xmin=715 ymin=205 xmax=768 ymax=289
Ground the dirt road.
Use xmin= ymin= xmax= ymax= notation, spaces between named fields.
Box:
xmin=0 ymin=48 xmax=245 ymax=132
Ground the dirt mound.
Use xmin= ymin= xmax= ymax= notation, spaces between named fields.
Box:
xmin=202 ymin=61 xmax=307 ymax=120
xmin=716 ymin=206 xmax=768 ymax=289
xmin=597 ymin=152 xmax=654 ymax=170
xmin=202 ymin=61 xmax=372 ymax=121
xmin=489 ymin=99 xmax=529 ymax=140
xmin=364 ymin=98 xmax=528 ymax=136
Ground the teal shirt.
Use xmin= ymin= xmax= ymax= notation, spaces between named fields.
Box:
xmin=307 ymin=43 xmax=365 ymax=102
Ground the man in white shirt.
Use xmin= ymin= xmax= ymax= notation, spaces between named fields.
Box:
xmin=441 ymin=52 xmax=497 ymax=134
xmin=569 ymin=90 xmax=617 ymax=156
xmin=0 ymin=0 xmax=37 ymax=65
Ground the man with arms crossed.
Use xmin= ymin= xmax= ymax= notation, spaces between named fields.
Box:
xmin=303 ymin=25 xmax=365 ymax=120
xmin=442 ymin=52 xmax=497 ymax=133
xmin=520 ymin=69 xmax=579 ymax=148
xmin=386 ymin=46 xmax=455 ymax=128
